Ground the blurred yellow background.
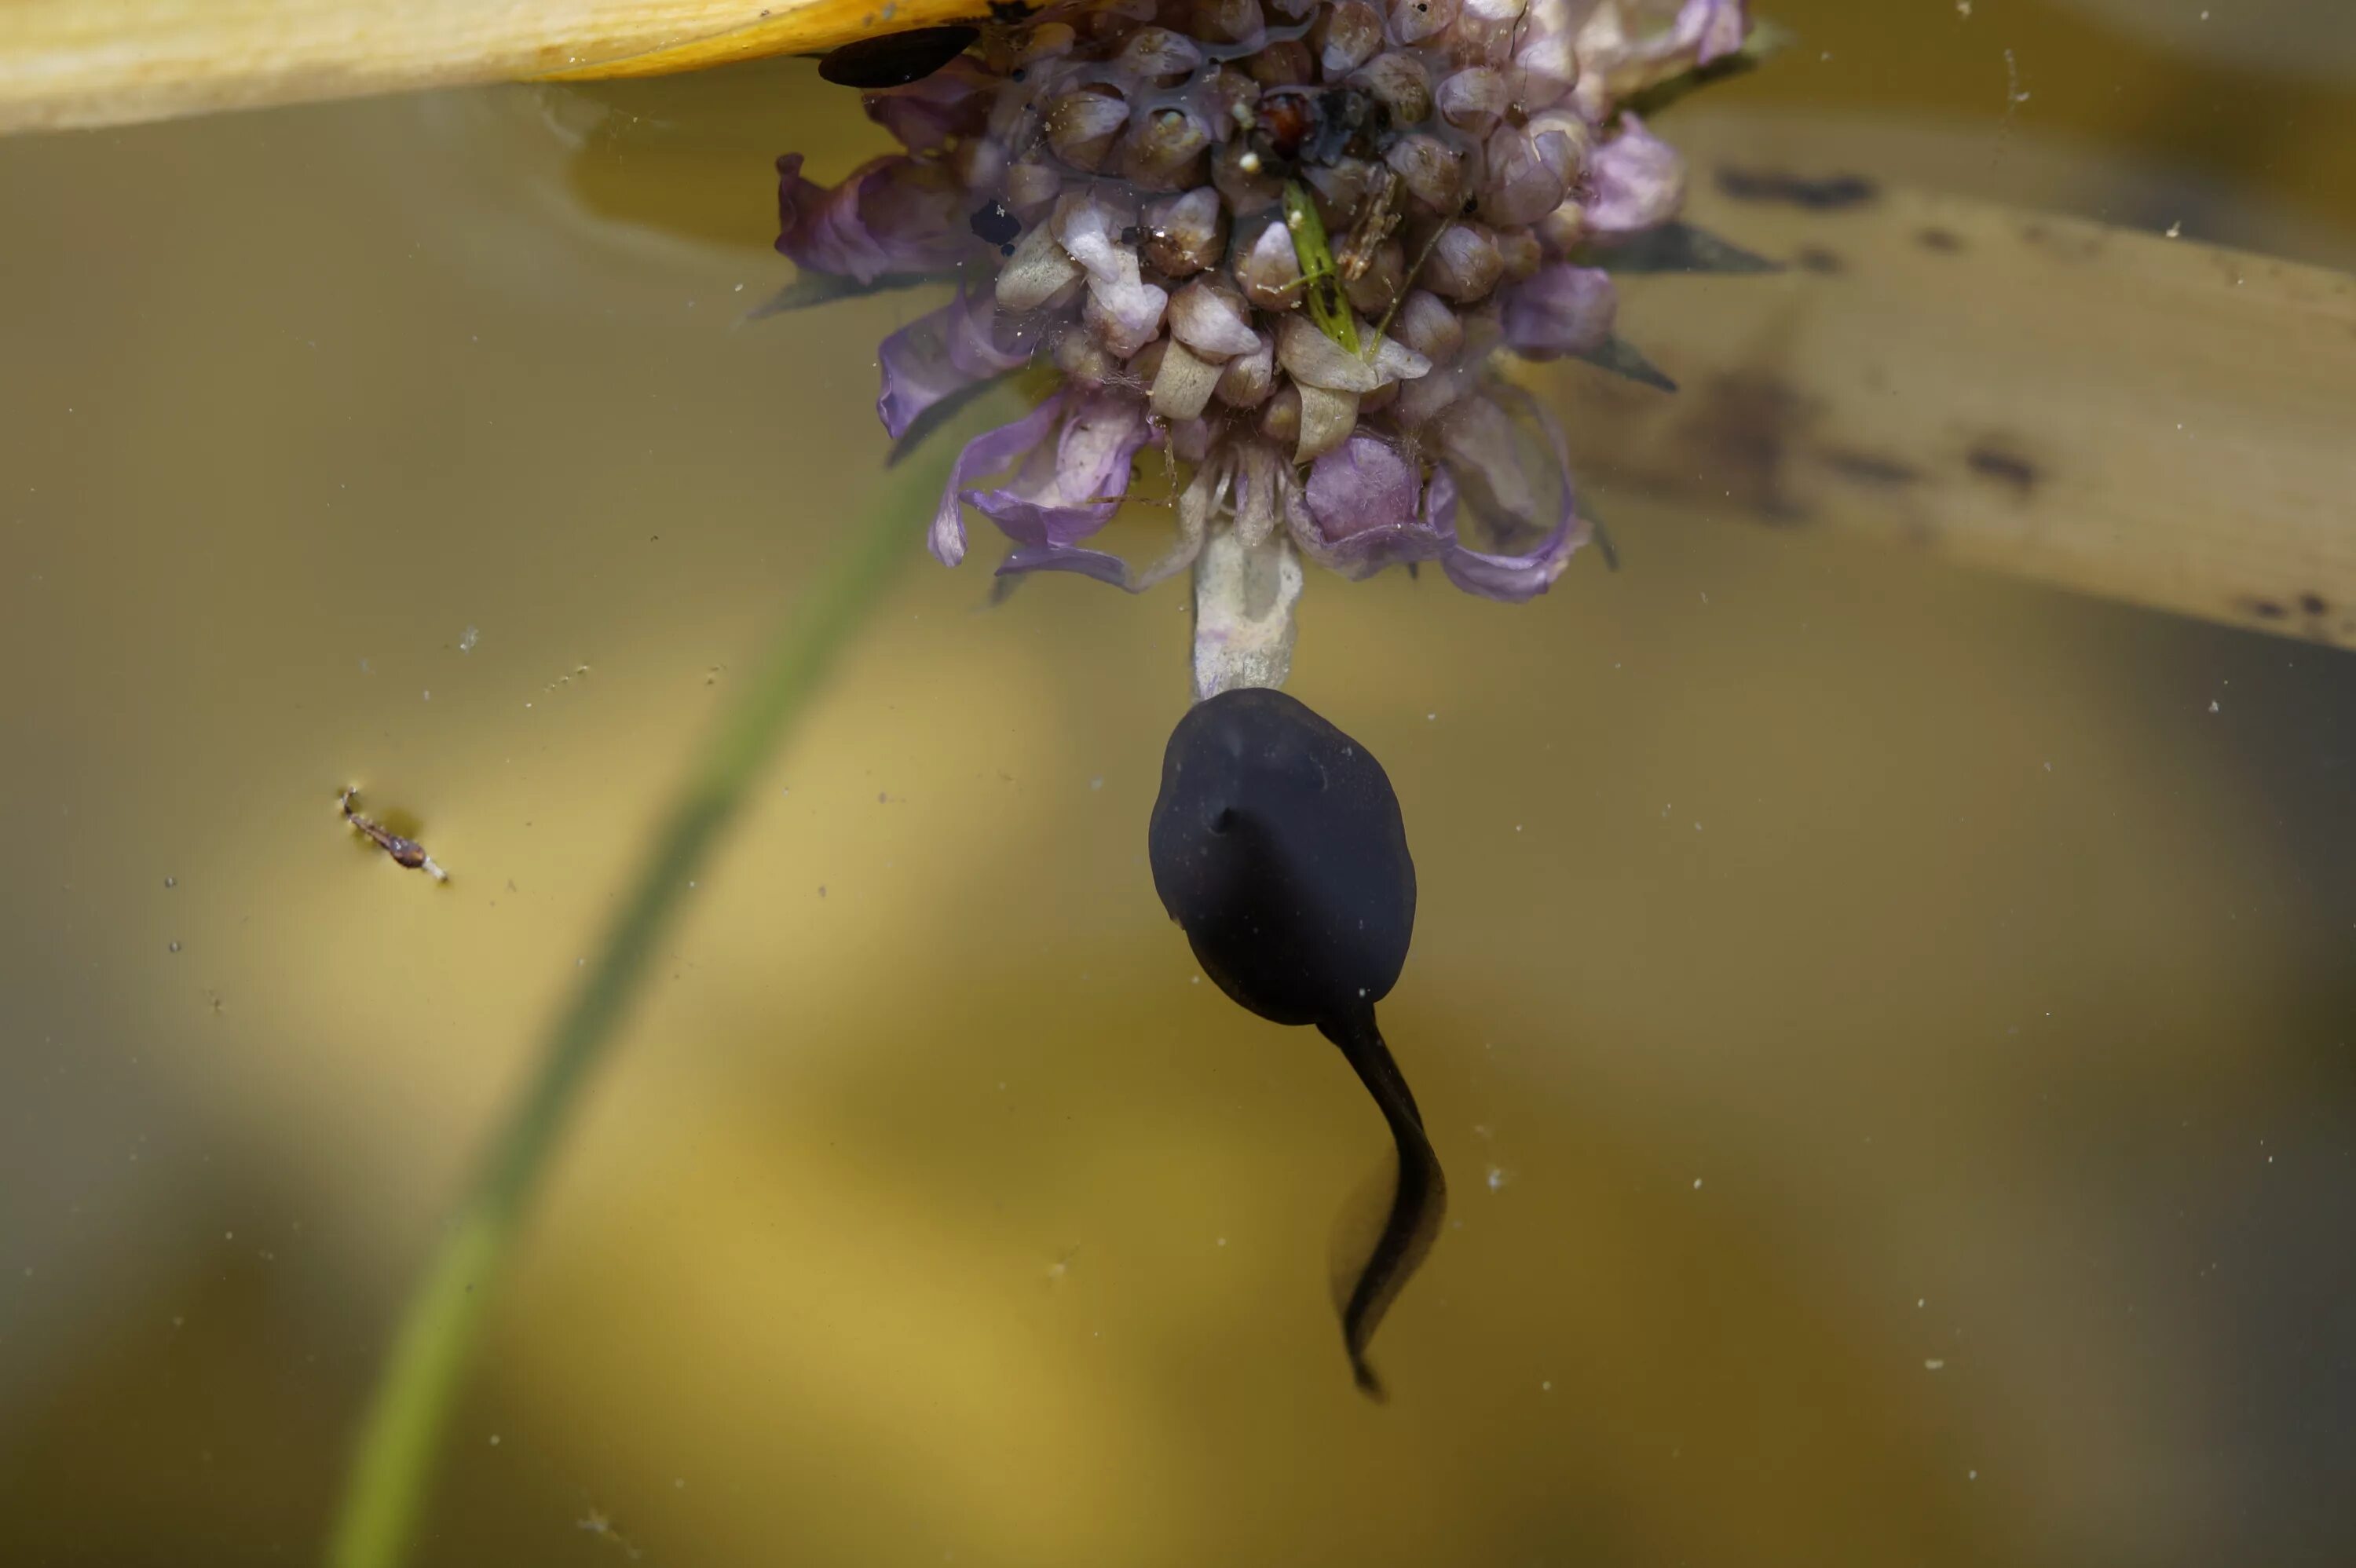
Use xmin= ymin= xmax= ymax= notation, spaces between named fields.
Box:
xmin=2 ymin=3 xmax=2353 ymax=1565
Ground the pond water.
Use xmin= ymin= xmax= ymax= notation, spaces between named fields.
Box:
xmin=2 ymin=2 xmax=2353 ymax=1565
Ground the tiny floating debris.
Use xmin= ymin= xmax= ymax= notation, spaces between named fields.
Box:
xmin=339 ymin=786 xmax=448 ymax=882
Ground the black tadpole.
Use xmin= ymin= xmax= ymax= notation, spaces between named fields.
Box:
xmin=816 ymin=26 xmax=981 ymax=90
xmin=1147 ymin=688 xmax=1445 ymax=1399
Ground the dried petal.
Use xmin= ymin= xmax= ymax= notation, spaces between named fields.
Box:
xmin=1260 ymin=383 xmax=1301 ymax=445
xmin=1295 ymin=383 xmax=1361 ymax=462
xmin=1169 ymin=280 xmax=1264 ymax=358
xmin=1153 ymin=338 xmax=1226 ymax=418
xmin=1215 ymin=331 xmax=1278 ymax=406
xmin=996 ymin=220 xmax=1085 ymax=312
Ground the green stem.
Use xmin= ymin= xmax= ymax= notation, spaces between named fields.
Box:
xmin=323 ymin=406 xmax=997 ymax=1568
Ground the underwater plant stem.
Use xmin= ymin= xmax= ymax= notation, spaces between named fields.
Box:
xmin=323 ymin=418 xmax=990 ymax=1568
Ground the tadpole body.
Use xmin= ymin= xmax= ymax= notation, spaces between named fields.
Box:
xmin=817 ymin=26 xmax=981 ymax=89
xmin=1147 ymin=687 xmax=1444 ymax=1398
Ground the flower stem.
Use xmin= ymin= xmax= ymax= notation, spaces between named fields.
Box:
xmin=322 ymin=405 xmax=997 ymax=1568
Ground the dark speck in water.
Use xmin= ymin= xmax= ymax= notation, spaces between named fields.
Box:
xmin=1966 ymin=444 xmax=2040 ymax=498
xmin=1918 ymin=227 xmax=1966 ymax=254
xmin=1715 ymin=168 xmax=1880 ymax=210
xmin=1821 ymin=448 xmax=1924 ymax=488
xmin=2299 ymin=594 xmax=2329 ymax=616
xmin=1794 ymin=246 xmax=1846 ymax=274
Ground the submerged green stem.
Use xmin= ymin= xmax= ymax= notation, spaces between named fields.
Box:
xmin=323 ymin=399 xmax=1004 ymax=1568
xmin=1282 ymin=180 xmax=1359 ymax=355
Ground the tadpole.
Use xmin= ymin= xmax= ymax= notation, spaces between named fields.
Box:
xmin=1147 ymin=688 xmax=1443 ymax=1399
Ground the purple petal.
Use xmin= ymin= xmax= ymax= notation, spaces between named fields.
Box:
xmin=862 ymin=57 xmax=993 ymax=153
xmin=997 ymin=542 xmax=1136 ymax=588
xmin=930 ymin=393 xmax=1066 ymax=567
xmin=968 ymin=392 xmax=1154 ymax=547
xmin=876 ymin=289 xmax=1033 ymax=441
xmin=1294 ymin=436 xmax=1447 ymax=576
xmin=775 ymin=153 xmax=973 ymax=285
xmin=1439 ymin=393 xmax=1589 ymax=602
xmin=1498 ymin=264 xmax=1619 ymax=360
xmin=1582 ymin=115 xmax=1685 ymax=242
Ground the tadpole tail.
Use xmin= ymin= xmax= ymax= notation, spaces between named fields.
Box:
xmin=1319 ymin=1007 xmax=1447 ymax=1402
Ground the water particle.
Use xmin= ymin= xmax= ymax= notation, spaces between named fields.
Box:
xmin=1692 ymin=1178 xmax=1703 ymax=1189
xmin=168 ymin=941 xmax=181 ymax=953
xmin=2164 ymin=220 xmax=2182 ymax=239
xmin=2208 ymin=700 xmax=2220 ymax=713
xmin=1925 ymin=1358 xmax=1946 ymax=1371
xmin=163 ymin=876 xmax=176 ymax=888
xmin=1969 ymin=1470 xmax=1978 ymax=1481
xmin=1216 ymin=1237 xmax=1228 ymax=1247
xmin=488 ymin=1434 xmax=500 ymax=1446
xmin=1090 ymin=777 xmax=1104 ymax=791
xmin=1485 ymin=1165 xmax=1508 ymax=1192
xmin=1540 ymin=1380 xmax=1553 ymax=1392
xmin=1425 ymin=712 xmax=1437 ymax=721
xmin=423 ymin=689 xmax=430 ymax=700
xmin=458 ymin=625 xmax=479 ymax=652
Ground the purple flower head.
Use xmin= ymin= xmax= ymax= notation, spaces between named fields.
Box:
xmin=777 ymin=0 xmax=1746 ymax=604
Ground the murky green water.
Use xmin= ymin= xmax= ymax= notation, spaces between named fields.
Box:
xmin=3 ymin=3 xmax=2353 ymax=1565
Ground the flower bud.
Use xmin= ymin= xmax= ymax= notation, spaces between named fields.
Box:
xmin=1342 ymin=238 xmax=1404 ymax=316
xmin=1215 ymin=331 xmax=1277 ymax=406
xmin=1189 ymin=0 xmax=1265 ymax=46
xmin=1425 ymin=221 xmax=1504 ymax=303
xmin=1235 ymin=220 xmax=1305 ymax=310
xmin=1044 ymin=89 xmax=1128 ymax=171
xmin=1211 ymin=141 xmax=1286 ymax=212
xmin=1119 ymin=106 xmax=1213 ymax=192
xmin=1390 ymin=289 xmax=1462 ymax=364
xmin=1246 ymin=38 xmax=1315 ymax=86
xmin=1389 ymin=0 xmax=1457 ymax=47
xmin=1350 ymin=53 xmax=1432 ymax=126
xmin=1385 ymin=133 xmax=1466 ymax=215
xmin=1436 ymin=68 xmax=1508 ymax=137
xmin=1477 ymin=124 xmax=1571 ymax=228
xmin=1118 ymin=27 xmax=1204 ymax=83
xmin=1313 ymin=2 xmax=1383 ymax=79
xmin=1141 ymin=187 xmax=1229 ymax=278
xmin=1260 ymin=382 xmax=1301 ymax=445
